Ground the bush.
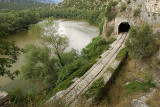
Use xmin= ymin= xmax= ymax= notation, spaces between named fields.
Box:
xmin=125 ymin=80 xmax=156 ymax=95
xmin=20 ymin=44 xmax=58 ymax=88
xmin=81 ymin=36 xmax=108 ymax=60
xmin=127 ymin=0 xmax=131 ymax=4
xmin=56 ymin=59 xmax=86 ymax=85
xmin=9 ymin=88 xmax=41 ymax=107
xmin=106 ymin=26 xmax=114 ymax=37
xmin=105 ymin=1 xmax=118 ymax=21
xmin=53 ymin=37 xmax=116 ymax=95
xmin=99 ymin=18 xmax=105 ymax=34
xmin=83 ymin=77 xmax=105 ymax=102
xmin=116 ymin=48 xmax=128 ymax=61
xmin=126 ymin=24 xmax=157 ymax=60
xmin=53 ymin=58 xmax=97 ymax=94
xmin=120 ymin=2 xmax=127 ymax=12
xmin=133 ymin=8 xmax=141 ymax=17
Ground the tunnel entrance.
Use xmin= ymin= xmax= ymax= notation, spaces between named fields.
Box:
xmin=118 ymin=22 xmax=130 ymax=34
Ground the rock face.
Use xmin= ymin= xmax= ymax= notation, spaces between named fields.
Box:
xmin=145 ymin=0 xmax=160 ymax=13
xmin=131 ymin=99 xmax=149 ymax=107
xmin=0 ymin=91 xmax=10 ymax=107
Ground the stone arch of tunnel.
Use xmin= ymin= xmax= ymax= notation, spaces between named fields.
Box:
xmin=118 ymin=22 xmax=130 ymax=34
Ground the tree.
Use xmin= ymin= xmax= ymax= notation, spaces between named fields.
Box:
xmin=0 ymin=32 xmax=22 ymax=79
xmin=126 ymin=24 xmax=157 ymax=60
xmin=20 ymin=44 xmax=58 ymax=88
xmin=42 ymin=35 xmax=69 ymax=67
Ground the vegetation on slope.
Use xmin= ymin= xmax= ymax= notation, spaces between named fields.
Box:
xmin=126 ymin=24 xmax=157 ymax=60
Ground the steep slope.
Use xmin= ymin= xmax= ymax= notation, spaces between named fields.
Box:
xmin=57 ymin=0 xmax=107 ymax=10
xmin=46 ymin=0 xmax=160 ymax=106
xmin=46 ymin=33 xmax=128 ymax=106
xmin=0 ymin=0 xmax=63 ymax=4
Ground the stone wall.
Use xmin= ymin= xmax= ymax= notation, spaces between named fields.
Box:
xmin=0 ymin=91 xmax=10 ymax=107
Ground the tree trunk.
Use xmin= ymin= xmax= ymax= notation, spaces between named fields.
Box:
xmin=57 ymin=53 xmax=64 ymax=67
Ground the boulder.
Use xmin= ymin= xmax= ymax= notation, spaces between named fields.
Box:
xmin=131 ymin=99 xmax=149 ymax=107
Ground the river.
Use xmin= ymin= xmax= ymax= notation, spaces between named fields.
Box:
xmin=0 ymin=19 xmax=99 ymax=89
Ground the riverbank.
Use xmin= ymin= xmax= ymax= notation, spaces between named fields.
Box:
xmin=0 ymin=19 xmax=99 ymax=88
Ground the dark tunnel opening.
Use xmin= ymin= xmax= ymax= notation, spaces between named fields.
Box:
xmin=118 ymin=22 xmax=130 ymax=34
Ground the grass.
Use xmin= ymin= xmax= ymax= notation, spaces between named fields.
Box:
xmin=116 ymin=48 xmax=128 ymax=61
xmin=147 ymin=87 xmax=160 ymax=107
xmin=52 ymin=58 xmax=97 ymax=95
xmin=52 ymin=37 xmax=116 ymax=95
xmin=120 ymin=2 xmax=127 ymax=12
xmin=98 ymin=59 xmax=129 ymax=107
xmin=83 ymin=77 xmax=105 ymax=102
xmin=133 ymin=8 xmax=141 ymax=17
xmin=125 ymin=80 xmax=156 ymax=95
xmin=106 ymin=26 xmax=114 ymax=37
xmin=107 ymin=67 xmax=115 ymax=73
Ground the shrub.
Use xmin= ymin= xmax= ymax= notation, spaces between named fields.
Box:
xmin=99 ymin=18 xmax=105 ymax=34
xmin=9 ymin=88 xmax=42 ymax=107
xmin=127 ymin=0 xmax=131 ymax=4
xmin=126 ymin=24 xmax=157 ymax=60
xmin=125 ymin=80 xmax=156 ymax=95
xmin=116 ymin=48 xmax=128 ymax=61
xmin=105 ymin=1 xmax=118 ymax=21
xmin=53 ymin=37 xmax=116 ymax=95
xmin=106 ymin=26 xmax=114 ymax=37
xmin=133 ymin=8 xmax=141 ymax=17
xmin=120 ymin=2 xmax=127 ymax=12
xmin=81 ymin=36 xmax=108 ymax=60
xmin=52 ymin=58 xmax=97 ymax=94
xmin=83 ymin=77 xmax=105 ymax=102
xmin=56 ymin=59 xmax=86 ymax=85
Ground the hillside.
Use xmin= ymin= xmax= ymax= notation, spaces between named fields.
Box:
xmin=49 ymin=0 xmax=160 ymax=106
xmin=0 ymin=0 xmax=160 ymax=107
xmin=0 ymin=0 xmax=64 ymax=4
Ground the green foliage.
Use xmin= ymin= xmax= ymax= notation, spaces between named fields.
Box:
xmin=82 ymin=36 xmax=115 ymax=60
xmin=120 ymin=2 xmax=127 ymax=12
xmin=53 ymin=58 xmax=97 ymax=94
xmin=83 ymin=77 xmax=105 ymax=102
xmin=28 ymin=24 xmax=43 ymax=37
xmin=9 ymin=88 xmax=45 ymax=107
xmin=105 ymin=1 xmax=118 ymax=21
xmin=125 ymin=80 xmax=156 ymax=95
xmin=133 ymin=8 xmax=141 ymax=17
xmin=20 ymin=44 xmax=58 ymax=88
xmin=61 ymin=49 xmax=79 ymax=65
xmin=116 ymin=48 xmax=128 ymax=61
xmin=126 ymin=24 xmax=157 ymax=60
xmin=0 ymin=32 xmax=22 ymax=79
xmin=0 ymin=10 xmax=40 ymax=34
xmin=0 ymin=3 xmax=46 ymax=12
xmin=56 ymin=59 xmax=86 ymax=85
xmin=47 ymin=8 xmax=104 ymax=26
xmin=42 ymin=35 xmax=69 ymax=67
xmin=57 ymin=0 xmax=106 ymax=11
xmin=106 ymin=26 xmax=114 ymax=37
xmin=127 ymin=0 xmax=131 ymax=4
xmin=99 ymin=17 xmax=105 ymax=34
xmin=53 ymin=36 xmax=115 ymax=95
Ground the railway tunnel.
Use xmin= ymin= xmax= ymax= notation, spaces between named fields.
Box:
xmin=118 ymin=22 xmax=130 ymax=34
